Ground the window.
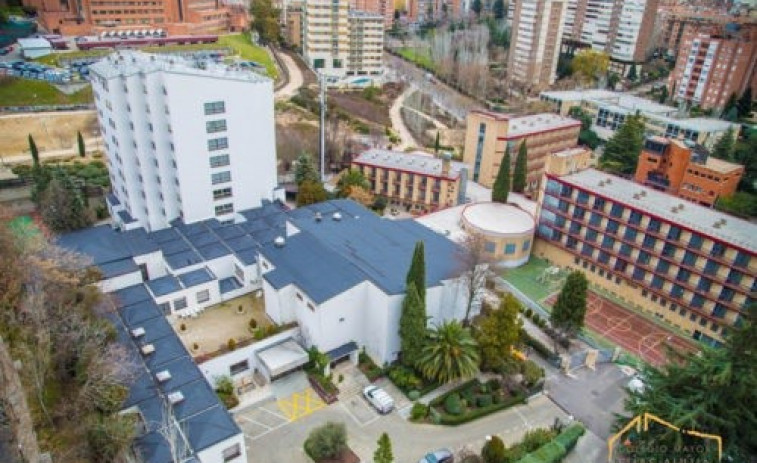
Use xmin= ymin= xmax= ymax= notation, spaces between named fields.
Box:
xmin=629 ymin=210 xmax=642 ymax=225
xmin=703 ymin=260 xmax=718 ymax=275
xmin=210 ymin=154 xmax=230 ymax=168
xmin=624 ymin=228 xmax=637 ymax=241
xmin=196 ymin=290 xmax=210 ymax=303
xmin=667 ymin=226 xmax=681 ymax=241
xmin=222 ymin=443 xmax=242 ymax=462
xmin=569 ymin=222 xmax=582 ymax=235
xmin=581 ymin=243 xmax=594 ymax=257
xmin=657 ymin=260 xmax=670 ymax=274
xmin=313 ymin=58 xmax=325 ymax=69
xmin=642 ymin=235 xmax=656 ymax=250
xmin=215 ymin=203 xmax=234 ymax=216
xmin=593 ymin=197 xmax=605 ymax=211
xmin=589 ymin=213 xmax=602 ymax=226
xmin=682 ymin=251 xmax=696 ymax=267
xmin=676 ymin=268 xmax=691 ymax=283
xmin=710 ymin=242 xmax=725 ymax=258
xmin=601 ymin=236 xmax=615 ymax=249
xmin=712 ymin=304 xmax=727 ymax=319
xmin=206 ymin=119 xmax=228 ymax=133
xmin=213 ymin=187 xmax=233 ymax=200
xmin=648 ymin=218 xmax=661 ymax=233
xmin=586 ymin=229 xmax=598 ymax=242
xmin=691 ymin=294 xmax=704 ymax=308
xmin=661 ymin=243 xmax=675 ymax=257
xmin=719 ymin=287 xmax=734 ymax=302
xmin=607 ymin=220 xmax=619 ymax=235
xmin=204 ymin=101 xmax=225 ymax=115
xmin=577 ymin=191 xmax=589 ymax=204
xmin=484 ymin=241 xmax=496 ymax=253
xmin=651 ymin=275 xmax=663 ymax=289
xmin=638 ymin=251 xmax=651 ymax=265
xmin=522 ymin=240 xmax=530 ymax=251
xmin=212 ymin=171 xmax=232 ymax=185
xmin=159 ymin=302 xmax=171 ymax=315
xmin=598 ymin=251 xmax=610 ymax=264
xmin=697 ymin=277 xmax=712 ymax=292
xmin=619 ymin=244 xmax=632 ymax=256
xmin=670 ymin=284 xmax=684 ymax=299
xmin=632 ymin=267 xmax=645 ymax=281
xmin=614 ymin=260 xmax=628 ymax=273
xmin=734 ymin=252 xmax=750 ymax=268
xmin=610 ymin=203 xmax=624 ymax=218
xmin=726 ymin=270 xmax=742 ymax=285
xmin=505 ymin=243 xmax=516 ymax=254
xmin=230 ymin=360 xmax=250 ymax=376
xmin=173 ymin=297 xmax=187 ymax=310
xmin=208 ymin=137 xmax=229 ymax=151
xmin=307 ymin=302 xmax=315 ymax=311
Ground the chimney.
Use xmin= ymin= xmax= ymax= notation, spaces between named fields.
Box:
xmin=315 ymin=212 xmax=322 ymax=222
xmin=274 ymin=236 xmax=285 ymax=247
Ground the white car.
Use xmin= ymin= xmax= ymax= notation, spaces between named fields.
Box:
xmin=363 ymin=385 xmax=394 ymax=414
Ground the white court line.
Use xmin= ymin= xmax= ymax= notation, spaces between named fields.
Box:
xmin=239 ymin=416 xmax=272 ymax=430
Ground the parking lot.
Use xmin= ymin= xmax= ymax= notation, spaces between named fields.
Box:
xmin=235 ymin=364 xmax=576 ymax=463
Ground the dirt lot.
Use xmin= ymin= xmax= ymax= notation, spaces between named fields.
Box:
xmin=0 ymin=111 xmax=99 ymax=157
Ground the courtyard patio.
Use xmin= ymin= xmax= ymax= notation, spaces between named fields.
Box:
xmin=171 ymin=292 xmax=273 ymax=357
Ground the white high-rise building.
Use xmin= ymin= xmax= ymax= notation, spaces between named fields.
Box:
xmin=91 ymin=51 xmax=280 ymax=232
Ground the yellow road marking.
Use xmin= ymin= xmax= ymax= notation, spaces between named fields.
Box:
xmin=276 ymin=388 xmax=326 ymax=422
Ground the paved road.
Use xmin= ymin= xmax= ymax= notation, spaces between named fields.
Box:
xmin=389 ymin=85 xmax=420 ymax=150
xmin=242 ymin=394 xmax=573 ymax=463
xmin=274 ymin=51 xmax=304 ymax=100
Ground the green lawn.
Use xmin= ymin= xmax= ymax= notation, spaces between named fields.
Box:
xmin=218 ymin=33 xmax=278 ymax=79
xmin=0 ymin=78 xmax=93 ymax=106
xmin=7 ymin=215 xmax=40 ymax=238
xmin=502 ymin=257 xmax=564 ymax=303
xmin=397 ymin=47 xmax=436 ymax=71
xmin=35 ymin=33 xmax=278 ymax=79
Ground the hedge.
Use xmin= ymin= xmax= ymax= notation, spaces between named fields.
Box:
xmin=521 ymin=330 xmax=558 ymax=361
xmin=515 ymin=424 xmax=585 ymax=463
xmin=429 ymin=379 xmax=478 ymax=407
xmin=438 ymin=393 xmax=526 ymax=425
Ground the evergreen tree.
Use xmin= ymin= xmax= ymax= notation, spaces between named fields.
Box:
xmin=294 ymin=152 xmax=319 ymax=185
xmin=250 ymin=0 xmax=280 ymax=44
xmin=296 ymin=180 xmax=327 ymax=206
xmin=599 ymin=114 xmax=645 ymax=174
xmin=493 ymin=0 xmax=505 ymax=19
xmin=39 ymin=169 xmax=93 ymax=232
xmin=711 ymin=127 xmax=735 ymax=160
xmin=482 ymin=435 xmax=506 ymax=463
xmin=406 ymin=241 xmax=426 ymax=303
xmin=77 ymin=131 xmax=85 ymax=158
xmin=399 ymin=282 xmax=427 ymax=367
xmin=373 ymin=433 xmax=393 ymax=463
xmin=723 ymin=93 xmax=738 ymax=116
xmin=737 ymin=87 xmax=752 ymax=118
xmin=28 ymin=134 xmax=39 ymax=169
xmin=336 ymin=169 xmax=369 ymax=198
xmin=627 ymin=64 xmax=637 ymax=81
xmin=434 ymin=131 xmax=440 ymax=154
xmin=513 ymin=141 xmax=528 ymax=193
xmin=550 ymin=271 xmax=588 ymax=338
xmin=618 ymin=303 xmax=757 ymax=461
xmin=491 ymin=146 xmax=510 ymax=203
xmin=473 ymin=293 xmax=523 ymax=372
xmin=658 ymin=85 xmax=669 ymax=104
xmin=472 ymin=0 xmax=482 ymax=17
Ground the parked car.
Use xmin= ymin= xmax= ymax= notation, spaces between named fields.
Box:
xmin=362 ymin=385 xmax=394 ymax=414
xmin=418 ymin=449 xmax=454 ymax=463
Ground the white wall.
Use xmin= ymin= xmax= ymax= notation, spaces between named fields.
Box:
xmin=195 ymin=433 xmax=247 ymax=463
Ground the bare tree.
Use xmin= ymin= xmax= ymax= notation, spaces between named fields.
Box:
xmin=456 ymin=232 xmax=495 ymax=326
xmin=155 ymin=401 xmax=192 ymax=463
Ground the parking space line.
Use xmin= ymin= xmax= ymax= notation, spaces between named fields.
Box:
xmin=249 ymin=421 xmax=290 ymax=441
xmin=340 ymin=402 xmax=363 ymax=427
xmin=259 ymin=405 xmax=288 ymax=421
xmin=239 ymin=416 xmax=272 ymax=430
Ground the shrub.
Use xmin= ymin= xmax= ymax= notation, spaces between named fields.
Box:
xmin=438 ymin=394 xmax=526 ymax=425
xmin=249 ymin=318 xmax=258 ymax=330
xmin=554 ymin=424 xmax=585 ymax=452
xmin=410 ymin=402 xmax=429 ymax=421
xmin=476 ymin=394 xmax=493 ymax=407
xmin=304 ymin=422 xmax=347 ymax=461
xmin=338 ymin=374 xmax=344 ymax=383
xmin=408 ymin=390 xmax=421 ymax=401
xmin=429 ymin=407 xmax=442 ymax=424
xmin=481 ymin=435 xmax=506 ymax=463
xmin=227 ymin=338 xmax=237 ymax=351
xmin=179 ymin=323 xmax=187 ymax=332
xmin=387 ymin=365 xmax=422 ymax=391
xmin=487 ymin=379 xmax=501 ymax=391
xmin=521 ymin=428 xmax=556 ymax=453
xmin=444 ymin=393 xmax=463 ymax=415
xmin=521 ymin=360 xmax=545 ymax=388
xmin=525 ymin=308 xmax=533 ymax=318
xmin=461 ymin=386 xmax=476 ymax=405
xmin=530 ymin=441 xmax=566 ymax=463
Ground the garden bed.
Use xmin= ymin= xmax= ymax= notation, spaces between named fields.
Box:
xmin=385 ymin=364 xmax=439 ymax=399
xmin=357 ymin=351 xmax=384 ymax=382
xmin=416 ymin=379 xmax=526 ymax=425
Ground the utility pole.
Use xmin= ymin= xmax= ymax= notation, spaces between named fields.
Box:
xmin=319 ymin=72 xmax=326 ymax=182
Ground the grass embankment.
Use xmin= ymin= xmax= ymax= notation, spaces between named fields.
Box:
xmin=0 ymin=77 xmax=93 ymax=106
xmin=397 ymin=47 xmax=436 ymax=71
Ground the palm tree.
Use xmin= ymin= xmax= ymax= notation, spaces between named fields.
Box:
xmin=416 ymin=321 xmax=480 ymax=384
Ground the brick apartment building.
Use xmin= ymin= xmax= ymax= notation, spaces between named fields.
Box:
xmin=351 ymin=0 xmax=394 ymax=28
xmin=463 ymin=110 xmax=580 ymax=192
xmin=352 ymin=149 xmax=468 ymax=213
xmin=508 ymin=0 xmax=566 ymax=91
xmin=535 ymin=167 xmax=756 ymax=347
xmin=23 ymin=0 xmax=248 ymax=36
xmin=634 ymin=136 xmax=744 ymax=207
xmin=668 ymin=22 xmax=757 ymax=110
xmin=659 ymin=6 xmax=753 ymax=59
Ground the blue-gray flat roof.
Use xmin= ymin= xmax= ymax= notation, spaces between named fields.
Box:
xmin=178 ymin=267 xmax=214 ymax=288
xmin=146 ymin=274 xmax=182 ymax=297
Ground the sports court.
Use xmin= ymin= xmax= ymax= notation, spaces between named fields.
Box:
xmin=546 ymin=291 xmax=697 ymax=366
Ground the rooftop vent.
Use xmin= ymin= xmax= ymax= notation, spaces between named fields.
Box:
xmin=274 ymin=236 xmax=286 ymax=247
xmin=640 ymin=191 xmax=647 ymax=197
xmin=167 ymin=391 xmax=184 ymax=404
xmin=315 ymin=212 xmax=323 ymax=222
xmin=599 ymin=180 xmax=606 ymax=187
xmin=713 ymin=218 xmax=727 ymax=228
xmin=141 ymin=344 xmax=155 ymax=355
xmin=155 ymin=370 xmax=172 ymax=383
xmin=605 ymin=178 xmax=612 ymax=184
xmin=131 ymin=327 xmax=146 ymax=338
xmin=333 ymin=212 xmax=342 ymax=221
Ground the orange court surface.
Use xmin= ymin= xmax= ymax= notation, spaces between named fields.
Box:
xmin=545 ymin=291 xmax=698 ymax=366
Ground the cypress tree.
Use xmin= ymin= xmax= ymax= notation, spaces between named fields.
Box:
xmin=550 ymin=271 xmax=588 ymax=338
xmin=513 ymin=141 xmax=527 ymax=193
xmin=373 ymin=433 xmax=394 ymax=463
xmin=711 ymin=127 xmax=735 ymax=161
xmin=399 ymin=282 xmax=427 ymax=367
xmin=406 ymin=241 xmax=426 ymax=303
xmin=434 ymin=131 xmax=440 ymax=154
xmin=77 ymin=131 xmax=86 ymax=158
xmin=737 ymin=88 xmax=752 ymax=118
xmin=599 ymin=114 xmax=645 ymax=174
xmin=28 ymin=134 xmax=39 ymax=169
xmin=492 ymin=146 xmax=510 ymax=203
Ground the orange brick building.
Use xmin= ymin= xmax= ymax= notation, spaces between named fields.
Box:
xmin=634 ymin=136 xmax=744 ymax=207
xmin=668 ymin=22 xmax=757 ymax=110
xmin=23 ymin=0 xmax=248 ymax=36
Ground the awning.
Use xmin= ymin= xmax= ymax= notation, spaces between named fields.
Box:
xmin=326 ymin=341 xmax=358 ymax=362
xmin=256 ymin=340 xmax=308 ymax=377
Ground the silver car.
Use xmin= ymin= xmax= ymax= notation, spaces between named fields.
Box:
xmin=362 ymin=385 xmax=394 ymax=414
xmin=418 ymin=448 xmax=454 ymax=463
